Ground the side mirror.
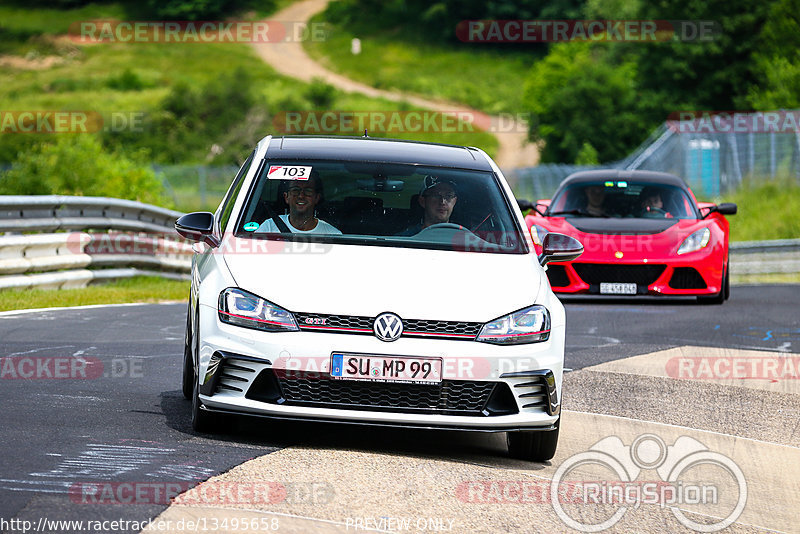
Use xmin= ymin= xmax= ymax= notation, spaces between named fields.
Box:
xmin=517 ymin=198 xmax=546 ymax=216
xmin=175 ymin=212 xmax=219 ymax=247
xmin=517 ymin=199 xmax=535 ymax=212
xmin=701 ymin=202 xmax=737 ymax=218
xmin=538 ymin=232 xmax=583 ymax=267
xmin=716 ymin=202 xmax=737 ymax=215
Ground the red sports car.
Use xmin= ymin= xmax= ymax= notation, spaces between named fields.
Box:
xmin=522 ymin=170 xmax=737 ymax=303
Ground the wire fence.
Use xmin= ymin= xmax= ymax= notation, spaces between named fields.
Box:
xmin=509 ymin=110 xmax=800 ymax=201
xmin=155 ymin=111 xmax=800 ymax=208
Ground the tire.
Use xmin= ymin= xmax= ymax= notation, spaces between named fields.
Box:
xmin=191 ymin=374 xmax=223 ymax=433
xmin=698 ymin=264 xmax=728 ymax=305
xmin=507 ymin=418 xmax=560 ymax=462
xmin=723 ymin=263 xmax=731 ymax=301
xmin=181 ymin=304 xmax=194 ymax=400
xmin=189 ymin=317 xmax=226 ymax=434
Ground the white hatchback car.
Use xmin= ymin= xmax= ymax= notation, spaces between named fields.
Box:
xmin=176 ymin=135 xmax=582 ymax=461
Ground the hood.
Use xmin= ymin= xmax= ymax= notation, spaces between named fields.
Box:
xmin=222 ymin=237 xmax=542 ymax=322
xmin=533 ymin=217 xmax=710 ymax=262
xmin=566 ymin=217 xmax=679 ymax=235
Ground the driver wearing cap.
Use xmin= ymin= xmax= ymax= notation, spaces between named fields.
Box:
xmin=399 ymin=175 xmax=459 ymax=235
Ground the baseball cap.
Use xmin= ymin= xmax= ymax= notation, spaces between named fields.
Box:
xmin=420 ymin=175 xmax=457 ymax=195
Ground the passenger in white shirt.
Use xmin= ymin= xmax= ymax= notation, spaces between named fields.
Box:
xmin=257 ymin=172 xmax=341 ymax=234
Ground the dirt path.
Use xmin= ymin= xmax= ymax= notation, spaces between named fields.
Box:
xmin=250 ymin=0 xmax=539 ymax=172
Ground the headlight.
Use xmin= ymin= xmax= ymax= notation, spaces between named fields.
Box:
xmin=477 ymin=305 xmax=550 ymax=345
xmin=530 ymin=225 xmax=549 ymax=246
xmin=218 ymin=288 xmax=298 ymax=332
xmin=677 ymin=228 xmax=711 ymax=255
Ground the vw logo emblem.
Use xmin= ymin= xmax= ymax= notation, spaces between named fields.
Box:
xmin=373 ymin=312 xmax=403 ymax=342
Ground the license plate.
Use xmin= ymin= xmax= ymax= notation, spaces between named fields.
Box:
xmin=600 ymin=282 xmax=637 ymax=295
xmin=330 ymin=353 xmax=442 ymax=384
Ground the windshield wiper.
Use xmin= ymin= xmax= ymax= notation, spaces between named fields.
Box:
xmin=547 ymin=209 xmax=608 ymax=218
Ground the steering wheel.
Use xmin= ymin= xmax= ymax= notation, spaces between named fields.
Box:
xmin=419 ymin=223 xmax=465 ymax=232
xmin=642 ymin=207 xmax=668 ymax=217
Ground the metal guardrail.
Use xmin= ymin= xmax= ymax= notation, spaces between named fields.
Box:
xmin=729 ymin=239 xmax=800 ymax=275
xmin=0 ymin=195 xmax=796 ymax=290
xmin=730 ymin=238 xmax=800 ymax=254
xmin=0 ymin=196 xmax=190 ymax=290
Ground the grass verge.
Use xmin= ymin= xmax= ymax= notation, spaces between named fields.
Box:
xmin=725 ymin=177 xmax=800 ymax=242
xmin=304 ymin=15 xmax=535 ymax=115
xmin=0 ymin=276 xmax=188 ymax=312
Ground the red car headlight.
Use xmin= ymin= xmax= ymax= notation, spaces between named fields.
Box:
xmin=677 ymin=228 xmax=711 ymax=255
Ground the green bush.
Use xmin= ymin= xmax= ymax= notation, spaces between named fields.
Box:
xmin=105 ymin=68 xmax=149 ymax=91
xmin=305 ymin=77 xmax=336 ymax=109
xmin=0 ymin=135 xmax=167 ymax=206
xmin=145 ymin=0 xmax=268 ymax=20
xmin=104 ymin=67 xmax=258 ymax=165
xmin=574 ymin=142 xmax=599 ymax=165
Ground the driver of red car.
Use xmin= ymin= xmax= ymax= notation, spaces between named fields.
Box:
xmin=639 ymin=186 xmax=672 ymax=218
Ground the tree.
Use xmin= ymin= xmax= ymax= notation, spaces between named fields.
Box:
xmin=524 ymin=42 xmax=647 ymax=163
xmin=747 ymin=0 xmax=800 ymax=109
xmin=632 ymin=0 xmax=772 ymax=112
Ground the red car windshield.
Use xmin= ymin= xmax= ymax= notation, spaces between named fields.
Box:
xmin=547 ymin=181 xmax=697 ymax=219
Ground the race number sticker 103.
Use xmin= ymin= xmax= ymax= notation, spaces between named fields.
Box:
xmin=267 ymin=165 xmax=312 ymax=180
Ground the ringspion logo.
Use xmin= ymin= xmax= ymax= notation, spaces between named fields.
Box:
xmin=551 ymin=434 xmax=747 ymax=532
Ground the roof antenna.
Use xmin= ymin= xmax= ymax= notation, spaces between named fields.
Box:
xmin=363 ymin=129 xmax=369 ymax=137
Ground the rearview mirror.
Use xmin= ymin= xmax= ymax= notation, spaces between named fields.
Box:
xmin=538 ymin=232 xmax=583 ymax=267
xmin=175 ymin=212 xmax=219 ymax=247
xmin=357 ymin=177 xmax=404 ymax=192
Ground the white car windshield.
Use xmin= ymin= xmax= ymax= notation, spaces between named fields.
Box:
xmin=234 ymin=160 xmax=527 ymax=254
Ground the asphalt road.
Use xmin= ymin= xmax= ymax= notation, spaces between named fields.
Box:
xmin=0 ymin=286 xmax=797 ymax=533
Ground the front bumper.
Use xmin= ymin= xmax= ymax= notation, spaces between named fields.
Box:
xmin=195 ymin=304 xmax=564 ymax=431
xmin=547 ymin=254 xmax=724 ymax=297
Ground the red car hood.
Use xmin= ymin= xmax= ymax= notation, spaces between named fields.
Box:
xmin=535 ymin=217 xmax=712 ymax=261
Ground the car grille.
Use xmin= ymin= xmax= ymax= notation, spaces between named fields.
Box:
xmin=293 ymin=312 xmax=483 ymax=340
xmin=669 ymin=267 xmax=707 ymax=289
xmin=546 ymin=265 xmax=570 ymax=287
xmin=572 ymin=263 xmax=666 ymax=285
xmin=246 ymin=370 xmax=518 ymax=416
